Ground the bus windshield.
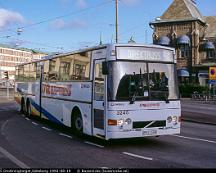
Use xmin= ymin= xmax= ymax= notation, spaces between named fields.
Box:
xmin=107 ymin=61 xmax=179 ymax=101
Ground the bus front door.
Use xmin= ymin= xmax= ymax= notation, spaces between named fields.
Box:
xmin=92 ymin=60 xmax=106 ymax=138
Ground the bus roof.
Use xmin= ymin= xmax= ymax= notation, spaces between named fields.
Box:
xmin=16 ymin=43 xmax=175 ymax=67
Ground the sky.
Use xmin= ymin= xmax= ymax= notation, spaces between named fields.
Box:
xmin=0 ymin=0 xmax=215 ymax=53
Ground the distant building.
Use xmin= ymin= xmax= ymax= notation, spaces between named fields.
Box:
xmin=0 ymin=44 xmax=48 ymax=80
xmin=149 ymin=0 xmax=216 ymax=86
xmin=32 ymin=50 xmax=48 ymax=61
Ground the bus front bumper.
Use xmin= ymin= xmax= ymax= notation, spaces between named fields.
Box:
xmin=106 ymin=127 xmax=180 ymax=140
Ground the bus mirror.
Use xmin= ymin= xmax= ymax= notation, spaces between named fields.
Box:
xmin=102 ymin=61 xmax=108 ymax=75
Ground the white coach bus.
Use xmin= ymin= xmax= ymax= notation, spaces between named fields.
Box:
xmin=15 ymin=43 xmax=181 ymax=140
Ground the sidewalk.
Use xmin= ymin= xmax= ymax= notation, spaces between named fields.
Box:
xmin=181 ymin=98 xmax=216 ymax=125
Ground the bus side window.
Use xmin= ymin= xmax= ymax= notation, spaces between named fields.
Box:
xmin=71 ymin=51 xmax=91 ymax=81
xmin=59 ymin=61 xmax=70 ymax=81
xmin=48 ymin=59 xmax=59 ymax=81
xmin=94 ymin=62 xmax=104 ymax=101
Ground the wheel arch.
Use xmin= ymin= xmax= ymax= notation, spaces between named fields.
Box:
xmin=71 ymin=106 xmax=82 ymax=127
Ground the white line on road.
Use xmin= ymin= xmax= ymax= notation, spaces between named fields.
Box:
xmin=42 ymin=127 xmax=52 ymax=131
xmin=59 ymin=133 xmax=73 ymax=139
xmin=84 ymin=141 xmax=104 ymax=148
xmin=32 ymin=122 xmax=38 ymax=126
xmin=172 ymin=135 xmax=216 ymax=144
xmin=0 ymin=146 xmax=29 ymax=168
xmin=25 ymin=118 xmax=30 ymax=121
xmin=123 ymin=152 xmax=153 ymax=161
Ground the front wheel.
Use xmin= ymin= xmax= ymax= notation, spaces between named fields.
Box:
xmin=72 ymin=111 xmax=83 ymax=136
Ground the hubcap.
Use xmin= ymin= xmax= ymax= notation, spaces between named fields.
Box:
xmin=75 ymin=116 xmax=83 ymax=131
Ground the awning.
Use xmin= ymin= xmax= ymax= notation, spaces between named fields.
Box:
xmin=157 ymin=36 xmax=170 ymax=46
xmin=203 ymin=42 xmax=215 ymax=50
xmin=177 ymin=69 xmax=189 ymax=77
xmin=177 ymin=35 xmax=190 ymax=45
xmin=198 ymin=73 xmax=209 ymax=78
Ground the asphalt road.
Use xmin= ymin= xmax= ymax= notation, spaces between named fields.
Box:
xmin=181 ymin=99 xmax=216 ymax=124
xmin=0 ymin=101 xmax=216 ymax=169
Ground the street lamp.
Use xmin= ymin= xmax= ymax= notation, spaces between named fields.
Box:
xmin=115 ymin=0 xmax=119 ymax=43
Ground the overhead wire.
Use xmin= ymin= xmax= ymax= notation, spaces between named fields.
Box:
xmin=0 ymin=0 xmax=113 ymax=51
xmin=0 ymin=0 xmax=113 ymax=33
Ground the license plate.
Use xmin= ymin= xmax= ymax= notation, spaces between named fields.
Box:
xmin=142 ymin=129 xmax=157 ymax=136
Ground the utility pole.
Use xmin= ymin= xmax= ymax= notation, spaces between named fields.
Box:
xmin=115 ymin=0 xmax=119 ymax=43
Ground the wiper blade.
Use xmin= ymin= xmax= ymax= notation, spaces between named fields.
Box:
xmin=129 ymin=68 xmax=145 ymax=104
xmin=160 ymin=93 xmax=169 ymax=103
xmin=130 ymin=91 xmax=137 ymax=104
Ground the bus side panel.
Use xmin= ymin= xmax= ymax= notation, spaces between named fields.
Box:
xmin=39 ymin=98 xmax=92 ymax=135
xmin=14 ymin=82 xmax=30 ymax=108
xmin=33 ymin=81 xmax=93 ymax=135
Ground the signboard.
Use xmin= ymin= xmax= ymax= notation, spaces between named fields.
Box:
xmin=116 ymin=47 xmax=174 ymax=62
xmin=209 ymin=67 xmax=216 ymax=80
xmin=209 ymin=80 xmax=216 ymax=84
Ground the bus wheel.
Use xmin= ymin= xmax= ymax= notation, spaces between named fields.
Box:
xmin=20 ymin=98 xmax=25 ymax=113
xmin=72 ymin=111 xmax=83 ymax=136
xmin=26 ymin=101 xmax=32 ymax=117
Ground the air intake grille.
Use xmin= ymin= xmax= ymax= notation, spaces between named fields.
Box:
xmin=133 ymin=120 xmax=166 ymax=129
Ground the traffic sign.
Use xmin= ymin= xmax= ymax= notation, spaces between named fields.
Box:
xmin=209 ymin=67 xmax=216 ymax=80
xmin=209 ymin=80 xmax=216 ymax=84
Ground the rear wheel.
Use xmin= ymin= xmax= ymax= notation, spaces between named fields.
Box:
xmin=26 ymin=101 xmax=32 ymax=117
xmin=72 ymin=110 xmax=83 ymax=136
xmin=20 ymin=98 xmax=25 ymax=113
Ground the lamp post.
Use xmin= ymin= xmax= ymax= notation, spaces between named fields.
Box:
xmin=115 ymin=0 xmax=119 ymax=43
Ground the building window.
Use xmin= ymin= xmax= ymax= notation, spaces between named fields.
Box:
xmin=206 ymin=50 xmax=214 ymax=59
xmin=180 ymin=45 xmax=190 ymax=58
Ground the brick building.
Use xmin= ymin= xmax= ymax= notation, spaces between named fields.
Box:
xmin=0 ymin=44 xmax=47 ymax=80
xmin=149 ymin=0 xmax=216 ymax=86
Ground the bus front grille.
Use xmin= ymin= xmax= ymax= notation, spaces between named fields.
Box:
xmin=133 ymin=120 xmax=166 ymax=129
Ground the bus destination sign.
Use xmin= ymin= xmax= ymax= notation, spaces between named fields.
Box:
xmin=116 ymin=47 xmax=174 ymax=62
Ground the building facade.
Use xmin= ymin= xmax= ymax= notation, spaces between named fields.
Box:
xmin=149 ymin=0 xmax=216 ymax=86
xmin=0 ymin=45 xmax=47 ymax=80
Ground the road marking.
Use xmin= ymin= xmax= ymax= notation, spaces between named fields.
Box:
xmin=59 ymin=133 xmax=73 ymax=139
xmin=84 ymin=141 xmax=104 ymax=148
xmin=25 ymin=118 xmax=30 ymax=121
xmin=123 ymin=152 xmax=153 ymax=161
xmin=172 ymin=135 xmax=216 ymax=144
xmin=42 ymin=127 xmax=52 ymax=131
xmin=0 ymin=146 xmax=29 ymax=168
xmin=32 ymin=122 xmax=38 ymax=126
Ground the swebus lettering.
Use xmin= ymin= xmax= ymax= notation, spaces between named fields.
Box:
xmin=42 ymin=84 xmax=71 ymax=96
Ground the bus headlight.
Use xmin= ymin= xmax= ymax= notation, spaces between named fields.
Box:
xmin=117 ymin=118 xmax=132 ymax=126
xmin=125 ymin=118 xmax=132 ymax=125
xmin=167 ymin=116 xmax=178 ymax=124
xmin=167 ymin=116 xmax=172 ymax=123
xmin=172 ymin=116 xmax=178 ymax=123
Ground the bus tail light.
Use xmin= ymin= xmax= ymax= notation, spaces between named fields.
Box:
xmin=178 ymin=116 xmax=182 ymax=122
xmin=108 ymin=119 xmax=117 ymax=126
